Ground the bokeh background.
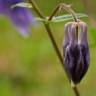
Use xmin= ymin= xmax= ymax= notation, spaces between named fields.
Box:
xmin=0 ymin=0 xmax=96 ymax=96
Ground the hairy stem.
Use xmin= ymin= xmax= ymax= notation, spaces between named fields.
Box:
xmin=28 ymin=0 xmax=80 ymax=96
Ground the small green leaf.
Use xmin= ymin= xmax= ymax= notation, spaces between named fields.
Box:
xmin=35 ymin=13 xmax=88 ymax=23
xmin=11 ymin=2 xmax=32 ymax=9
xmin=54 ymin=13 xmax=87 ymax=20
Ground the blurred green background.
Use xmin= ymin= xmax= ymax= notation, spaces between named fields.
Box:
xmin=0 ymin=0 xmax=96 ymax=96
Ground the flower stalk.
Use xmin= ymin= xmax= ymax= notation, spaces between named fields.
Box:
xmin=48 ymin=3 xmax=78 ymax=22
xmin=28 ymin=0 xmax=80 ymax=96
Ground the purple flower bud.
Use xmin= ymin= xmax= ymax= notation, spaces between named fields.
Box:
xmin=0 ymin=0 xmax=35 ymax=37
xmin=63 ymin=21 xmax=90 ymax=85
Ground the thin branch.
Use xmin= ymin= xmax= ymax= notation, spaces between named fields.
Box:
xmin=28 ymin=0 xmax=80 ymax=96
xmin=73 ymin=87 xmax=80 ymax=96
xmin=48 ymin=3 xmax=78 ymax=22
xmin=44 ymin=24 xmax=63 ymax=65
xmin=28 ymin=0 xmax=44 ymax=18
xmin=48 ymin=3 xmax=79 ymax=40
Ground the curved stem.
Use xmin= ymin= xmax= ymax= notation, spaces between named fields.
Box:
xmin=48 ymin=3 xmax=79 ymax=40
xmin=28 ymin=0 xmax=80 ymax=96
xmin=48 ymin=3 xmax=78 ymax=22
xmin=48 ymin=4 xmax=60 ymax=20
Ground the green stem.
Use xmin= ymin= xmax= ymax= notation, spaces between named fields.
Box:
xmin=28 ymin=0 xmax=44 ymax=18
xmin=28 ymin=0 xmax=80 ymax=96
xmin=48 ymin=3 xmax=78 ymax=22
xmin=48 ymin=4 xmax=60 ymax=20
xmin=48 ymin=3 xmax=79 ymax=41
xmin=44 ymin=24 xmax=63 ymax=65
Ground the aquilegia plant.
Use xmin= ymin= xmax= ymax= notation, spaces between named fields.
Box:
xmin=0 ymin=0 xmax=90 ymax=96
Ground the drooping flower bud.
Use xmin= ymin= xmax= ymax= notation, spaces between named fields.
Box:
xmin=63 ymin=21 xmax=90 ymax=85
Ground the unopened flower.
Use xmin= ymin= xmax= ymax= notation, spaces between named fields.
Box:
xmin=0 ymin=0 xmax=34 ymax=36
xmin=63 ymin=21 xmax=90 ymax=85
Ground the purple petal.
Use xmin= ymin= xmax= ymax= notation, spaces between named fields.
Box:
xmin=9 ymin=7 xmax=34 ymax=36
xmin=0 ymin=0 xmax=22 ymax=14
xmin=0 ymin=0 xmax=35 ymax=36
